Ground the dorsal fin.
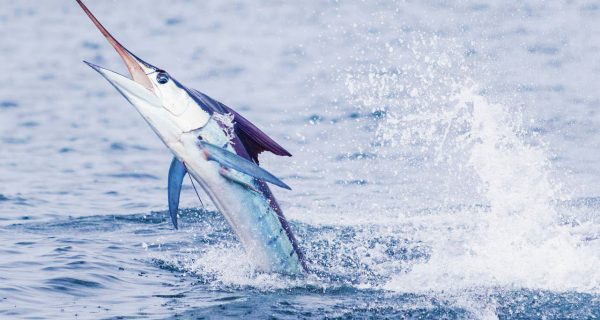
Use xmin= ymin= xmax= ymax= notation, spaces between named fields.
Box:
xmin=221 ymin=105 xmax=292 ymax=164
xmin=186 ymin=88 xmax=292 ymax=164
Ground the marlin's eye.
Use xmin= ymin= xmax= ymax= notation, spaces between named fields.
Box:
xmin=156 ymin=72 xmax=169 ymax=84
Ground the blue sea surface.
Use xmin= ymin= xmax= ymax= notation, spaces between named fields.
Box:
xmin=1 ymin=1 xmax=600 ymax=319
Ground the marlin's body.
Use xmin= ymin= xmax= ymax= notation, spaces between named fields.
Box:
xmin=76 ymin=1 xmax=306 ymax=274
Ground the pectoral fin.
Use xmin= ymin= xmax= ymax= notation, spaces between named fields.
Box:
xmin=219 ymin=167 xmax=261 ymax=193
xmin=199 ymin=141 xmax=291 ymax=190
xmin=168 ymin=157 xmax=187 ymax=229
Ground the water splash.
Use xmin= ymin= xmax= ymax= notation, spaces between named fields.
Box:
xmin=337 ymin=28 xmax=600 ymax=295
xmin=384 ymin=86 xmax=600 ymax=294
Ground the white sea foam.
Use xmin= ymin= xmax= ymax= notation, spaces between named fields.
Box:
xmin=384 ymin=86 xmax=600 ymax=294
xmin=339 ymin=29 xmax=600 ymax=296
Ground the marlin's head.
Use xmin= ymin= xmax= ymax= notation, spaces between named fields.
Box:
xmin=77 ymin=0 xmax=210 ymax=137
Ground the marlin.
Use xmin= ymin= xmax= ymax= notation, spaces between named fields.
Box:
xmin=76 ymin=0 xmax=307 ymax=274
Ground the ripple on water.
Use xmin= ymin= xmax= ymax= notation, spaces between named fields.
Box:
xmin=107 ymin=173 xmax=160 ymax=180
xmin=165 ymin=17 xmax=184 ymax=26
xmin=0 ymin=100 xmax=18 ymax=108
xmin=81 ymin=41 xmax=99 ymax=50
xmin=43 ymin=277 xmax=104 ymax=297
xmin=109 ymin=142 xmax=149 ymax=151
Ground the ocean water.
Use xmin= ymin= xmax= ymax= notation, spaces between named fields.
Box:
xmin=1 ymin=0 xmax=600 ymax=318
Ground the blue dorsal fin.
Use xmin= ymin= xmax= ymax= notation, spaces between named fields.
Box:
xmin=168 ymin=157 xmax=187 ymax=229
xmin=199 ymin=141 xmax=291 ymax=190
